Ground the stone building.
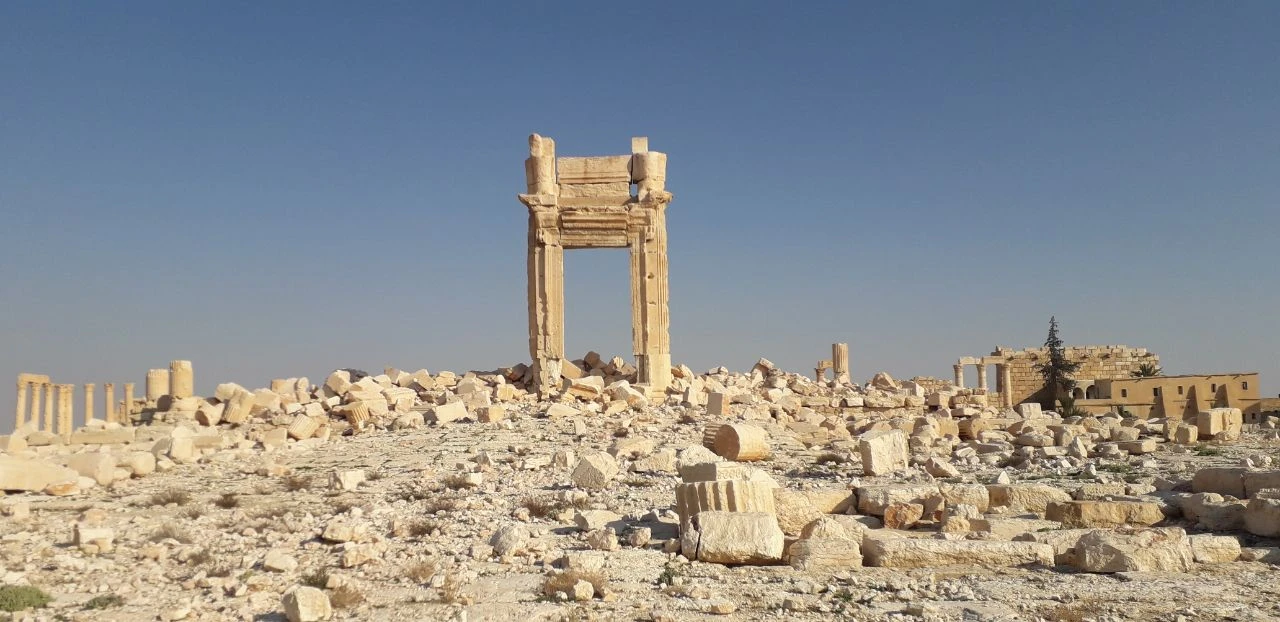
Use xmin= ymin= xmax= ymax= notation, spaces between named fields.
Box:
xmin=952 ymin=345 xmax=1261 ymax=417
xmin=953 ymin=345 xmax=1159 ymax=409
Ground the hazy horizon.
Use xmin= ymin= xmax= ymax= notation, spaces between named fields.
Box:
xmin=4 ymin=2 xmax=1278 ymax=429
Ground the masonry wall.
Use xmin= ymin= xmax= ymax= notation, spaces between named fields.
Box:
xmin=994 ymin=345 xmax=1159 ymax=406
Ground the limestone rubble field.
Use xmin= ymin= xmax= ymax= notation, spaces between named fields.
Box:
xmin=2 ymin=358 xmax=1279 ymax=621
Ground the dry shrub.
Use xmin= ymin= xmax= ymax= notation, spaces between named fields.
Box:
xmin=404 ymin=560 xmax=438 ymax=584
xmin=422 ymin=497 xmax=462 ymax=514
xmin=147 ymin=489 xmax=191 ymax=506
xmin=150 ymin=524 xmax=192 ymax=544
xmin=330 ymin=584 xmax=364 ymax=609
xmin=213 ymin=493 xmax=240 ymax=509
xmin=282 ymin=474 xmax=313 ymax=492
xmin=438 ymin=571 xmax=466 ymax=604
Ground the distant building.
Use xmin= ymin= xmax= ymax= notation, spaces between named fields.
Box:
xmin=952 ymin=345 xmax=1260 ymax=417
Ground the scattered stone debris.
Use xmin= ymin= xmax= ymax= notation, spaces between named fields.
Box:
xmin=2 ymin=352 xmax=1279 ymax=620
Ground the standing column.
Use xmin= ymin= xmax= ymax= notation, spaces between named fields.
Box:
xmin=145 ymin=369 xmax=169 ymax=405
xmin=84 ymin=383 xmax=95 ymax=423
xmin=56 ymin=384 xmax=73 ymax=436
xmin=527 ymin=215 xmax=565 ymax=396
xmin=169 ymin=360 xmax=193 ymax=399
xmin=29 ymin=383 xmax=43 ymax=432
xmin=1001 ymin=366 xmax=1013 ymax=407
xmin=103 ymin=383 xmax=116 ymax=424
xmin=977 ymin=365 xmax=988 ymax=392
xmin=42 ymin=383 xmax=54 ymax=432
xmin=832 ymin=343 xmax=850 ymax=385
xmin=15 ymin=380 xmax=29 ymax=431
xmin=953 ymin=364 xmax=964 ymax=388
xmin=122 ymin=382 xmax=135 ymax=425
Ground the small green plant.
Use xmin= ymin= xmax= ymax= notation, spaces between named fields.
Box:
xmin=1100 ymin=463 xmax=1132 ymax=474
xmin=83 ymin=594 xmax=125 ymax=610
xmin=0 ymin=585 xmax=52 ymax=612
xmin=1195 ymin=445 xmax=1223 ymax=457
xmin=622 ymin=477 xmax=655 ymax=488
xmin=1057 ymin=396 xmax=1089 ymax=418
xmin=1131 ymin=362 xmax=1163 ymax=378
xmin=656 ymin=563 xmax=684 ymax=586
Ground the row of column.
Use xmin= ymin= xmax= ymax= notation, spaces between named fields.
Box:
xmin=952 ymin=362 xmax=1014 ymax=408
xmin=14 ymin=376 xmax=137 ymax=435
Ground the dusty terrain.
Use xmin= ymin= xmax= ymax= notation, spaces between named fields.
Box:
xmin=2 ymin=362 xmax=1279 ymax=622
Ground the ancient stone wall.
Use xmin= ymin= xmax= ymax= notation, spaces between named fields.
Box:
xmin=993 ymin=345 xmax=1158 ymax=406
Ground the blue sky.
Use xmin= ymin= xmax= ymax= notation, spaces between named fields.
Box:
xmin=2 ymin=2 xmax=1278 ymax=426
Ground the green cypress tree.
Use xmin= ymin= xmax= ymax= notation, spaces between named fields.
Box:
xmin=1036 ymin=316 xmax=1080 ymax=407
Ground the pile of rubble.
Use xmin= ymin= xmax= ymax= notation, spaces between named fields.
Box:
xmin=0 ymin=355 xmax=1278 ymax=620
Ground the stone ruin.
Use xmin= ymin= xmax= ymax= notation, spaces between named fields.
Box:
xmin=518 ymin=134 xmax=673 ymax=400
xmin=1 ymin=134 xmax=1279 ymax=619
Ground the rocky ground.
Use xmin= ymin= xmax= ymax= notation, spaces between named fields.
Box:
xmin=2 ymin=359 xmax=1279 ymax=621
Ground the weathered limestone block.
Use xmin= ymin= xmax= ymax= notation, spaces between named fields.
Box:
xmin=283 ymin=586 xmax=332 ymax=622
xmin=1071 ymin=528 xmax=1193 ymax=573
xmin=286 ymin=415 xmax=321 ymax=441
xmin=1191 ymin=467 xmax=1246 ymax=498
xmin=940 ymin=483 xmax=991 ymax=513
xmin=859 ymin=429 xmax=909 ymax=476
xmin=324 ymin=370 xmax=353 ymax=397
xmin=864 ymin=538 xmax=1054 ymax=569
xmin=571 ymin=452 xmax=618 ymax=490
xmin=431 ymin=401 xmax=469 ymax=425
xmin=1243 ymin=470 xmax=1280 ymax=498
xmin=676 ymin=479 xmax=777 ymax=526
xmin=1012 ymin=529 xmax=1096 ymax=566
xmin=0 ymin=456 xmax=79 ymax=491
xmin=66 ymin=453 xmax=117 ymax=486
xmin=1244 ymin=496 xmax=1280 ymax=537
xmin=788 ymin=538 xmax=862 ymax=571
xmin=713 ymin=424 xmax=769 ymax=461
xmin=69 ymin=427 xmax=136 ymax=445
xmin=1046 ymin=500 xmax=1164 ymax=528
xmin=1117 ymin=439 xmax=1158 ymax=454
xmin=856 ymin=484 xmax=940 ymax=517
xmin=222 ymin=389 xmax=255 ymax=425
xmin=706 ymin=392 xmax=727 ymax=416
xmin=1180 ymin=492 xmax=1246 ymax=531
xmin=883 ymin=503 xmax=925 ymax=529
xmin=196 ymin=402 xmax=225 ymax=426
xmin=987 ymin=484 xmax=1072 ymax=513
xmin=1189 ymin=534 xmax=1241 ymax=564
xmin=343 ymin=402 xmax=370 ymax=431
xmin=689 ymin=511 xmax=784 ymax=565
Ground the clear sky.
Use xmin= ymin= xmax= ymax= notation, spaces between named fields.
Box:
xmin=3 ymin=2 xmax=1278 ymax=428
